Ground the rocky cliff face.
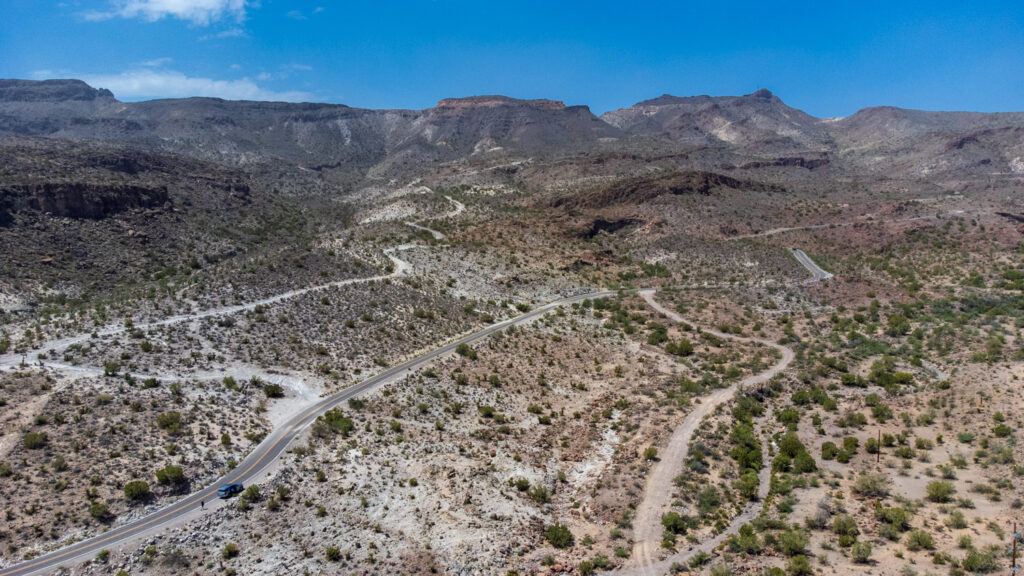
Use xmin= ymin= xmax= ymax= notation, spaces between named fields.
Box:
xmin=4 ymin=182 xmax=169 ymax=219
xmin=0 ymin=79 xmax=115 ymax=102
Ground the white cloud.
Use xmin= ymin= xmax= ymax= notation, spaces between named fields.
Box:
xmin=139 ymin=57 xmax=173 ymax=67
xmin=286 ymin=9 xmax=306 ymax=20
xmin=86 ymin=0 xmax=248 ymax=25
xmin=79 ymin=69 xmax=311 ymax=102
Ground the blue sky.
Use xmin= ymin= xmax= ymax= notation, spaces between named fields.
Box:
xmin=1 ymin=1 xmax=1022 ymax=116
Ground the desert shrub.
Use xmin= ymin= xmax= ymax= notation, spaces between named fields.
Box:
xmin=530 ymin=485 xmax=551 ymax=504
xmin=821 ymin=442 xmax=839 ymax=460
xmin=89 ymin=500 xmax=110 ymax=520
xmin=926 ymin=480 xmax=955 ymax=502
xmin=243 ymin=485 xmax=261 ymax=502
xmin=222 ymin=543 xmax=239 ymax=559
xmin=851 ymin=540 xmax=872 ymax=563
xmin=23 ymin=432 xmax=47 ymax=449
xmin=697 ymin=487 xmax=721 ymax=517
xmin=312 ymin=409 xmax=354 ymax=438
xmin=778 ymin=530 xmax=808 ymax=556
xmin=325 ymin=547 xmax=341 ymax=561
xmin=727 ymin=524 xmax=762 ymax=554
xmin=776 ymin=407 xmax=800 ymax=428
xmin=661 ymin=512 xmax=689 ymax=535
xmin=905 ymin=529 xmax=934 ymax=551
xmin=544 ymin=523 xmax=574 ymax=549
xmin=155 ymin=465 xmax=185 ymax=485
xmin=263 ymin=383 xmax=285 ymax=398
xmin=793 ymin=451 xmax=817 ymax=473
xmin=832 ymin=514 xmax=860 ymax=547
xmin=949 ymin=510 xmax=968 ymax=529
xmin=787 ymin=554 xmax=813 ymax=576
xmin=865 ymin=437 xmax=880 ymax=454
xmin=961 ymin=549 xmax=999 ymax=573
xmin=156 ymin=412 xmax=182 ymax=434
xmin=643 ymin=446 xmax=658 ymax=461
xmin=735 ymin=470 xmax=759 ymax=500
xmin=123 ymin=481 xmax=150 ymax=501
xmin=665 ymin=339 xmax=693 ymax=356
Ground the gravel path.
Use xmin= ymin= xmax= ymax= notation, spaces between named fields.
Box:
xmin=621 ymin=290 xmax=794 ymax=576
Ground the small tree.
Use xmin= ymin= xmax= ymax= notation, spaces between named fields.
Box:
xmin=643 ymin=446 xmax=658 ymax=461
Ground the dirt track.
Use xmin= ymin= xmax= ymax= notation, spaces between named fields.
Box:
xmin=623 ymin=290 xmax=795 ymax=576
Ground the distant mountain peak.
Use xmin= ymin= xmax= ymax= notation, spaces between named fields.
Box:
xmin=748 ymin=88 xmax=774 ymax=100
xmin=434 ymin=96 xmax=566 ymax=110
xmin=0 ymin=79 xmax=115 ymax=103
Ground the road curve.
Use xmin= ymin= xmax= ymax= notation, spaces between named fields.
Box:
xmin=789 ymin=248 xmax=833 ymax=282
xmin=622 ymin=290 xmax=794 ymax=576
xmin=0 ymin=289 xmax=617 ymax=576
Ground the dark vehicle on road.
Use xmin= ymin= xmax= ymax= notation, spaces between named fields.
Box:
xmin=217 ymin=483 xmax=244 ymax=499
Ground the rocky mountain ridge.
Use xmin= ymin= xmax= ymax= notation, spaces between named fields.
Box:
xmin=1 ymin=78 xmax=1023 ymax=181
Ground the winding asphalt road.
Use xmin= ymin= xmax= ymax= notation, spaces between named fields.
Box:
xmin=0 ymin=202 xmax=832 ymax=575
xmin=0 ymin=289 xmax=616 ymax=576
xmin=789 ymin=248 xmax=833 ymax=282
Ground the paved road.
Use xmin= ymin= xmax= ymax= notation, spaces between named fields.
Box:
xmin=0 ymin=290 xmax=616 ymax=576
xmin=789 ymin=248 xmax=833 ymax=282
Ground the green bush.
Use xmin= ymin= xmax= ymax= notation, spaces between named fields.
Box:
xmin=155 ymin=465 xmax=185 ymax=485
xmin=821 ymin=442 xmax=838 ymax=460
xmin=851 ymin=540 xmax=872 ymax=563
xmin=793 ymin=451 xmax=817 ymax=473
xmin=778 ymin=530 xmax=808 ymax=556
xmin=787 ymin=554 xmax=813 ymax=576
xmin=89 ymin=500 xmax=110 ymax=520
xmin=905 ymin=529 xmax=934 ymax=551
xmin=735 ymin=470 xmax=760 ymax=500
xmin=455 ymin=343 xmax=478 ymax=360
xmin=23 ymin=432 xmax=47 ymax=450
xmin=263 ymin=383 xmax=285 ymax=398
xmin=313 ymin=408 xmax=354 ymax=437
xmin=832 ymin=514 xmax=859 ymax=546
xmin=325 ymin=546 xmax=341 ymax=561
xmin=544 ymin=523 xmax=574 ymax=549
xmin=156 ymin=412 xmax=182 ymax=434
xmin=661 ymin=511 xmax=689 ymax=535
xmin=123 ymin=481 xmax=150 ymax=501
xmin=961 ymin=549 xmax=999 ymax=573
xmin=926 ymin=480 xmax=955 ymax=502
xmin=222 ymin=543 xmax=239 ymax=559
